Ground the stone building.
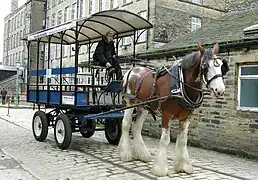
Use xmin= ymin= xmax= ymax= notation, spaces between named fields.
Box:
xmin=1 ymin=0 xmax=46 ymax=94
xmin=136 ymin=7 xmax=258 ymax=158
xmin=43 ymin=0 xmax=226 ymax=69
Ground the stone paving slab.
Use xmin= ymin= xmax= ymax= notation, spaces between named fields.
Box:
xmin=0 ymin=148 xmax=36 ymax=180
xmin=0 ymin=108 xmax=258 ymax=180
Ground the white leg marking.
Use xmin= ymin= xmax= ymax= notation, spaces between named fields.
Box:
xmin=131 ymin=108 xmax=152 ymax=162
xmin=152 ymin=128 xmax=170 ymax=176
xmin=174 ymin=120 xmax=193 ymax=174
xmin=118 ymin=107 xmax=134 ymax=161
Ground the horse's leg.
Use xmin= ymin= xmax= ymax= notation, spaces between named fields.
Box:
xmin=131 ymin=107 xmax=152 ymax=162
xmin=151 ymin=113 xmax=170 ymax=176
xmin=174 ymin=119 xmax=193 ymax=174
xmin=118 ymin=104 xmax=134 ymax=161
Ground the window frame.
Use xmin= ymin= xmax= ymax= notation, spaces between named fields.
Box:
xmin=191 ymin=16 xmax=202 ymax=32
xmin=137 ymin=11 xmax=147 ymax=43
xmin=191 ymin=0 xmax=202 ymax=5
xmin=237 ymin=64 xmax=258 ymax=112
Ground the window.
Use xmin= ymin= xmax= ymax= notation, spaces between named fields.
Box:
xmin=110 ymin=0 xmax=117 ymax=9
xmin=17 ymin=13 xmax=20 ymax=27
xmin=45 ymin=46 xmax=48 ymax=60
xmin=58 ymin=10 xmax=62 ymax=25
xmin=52 ymin=13 xmax=56 ymax=27
xmin=99 ymin=0 xmax=103 ymax=11
xmin=19 ymin=51 xmax=21 ymax=63
xmin=17 ymin=33 xmax=19 ymax=47
xmin=52 ymin=0 xmax=56 ymax=7
xmin=191 ymin=0 xmax=202 ymax=5
xmin=89 ymin=0 xmax=95 ymax=15
xmin=80 ymin=0 xmax=84 ymax=18
xmin=71 ymin=3 xmax=76 ymax=20
xmin=64 ymin=6 xmax=69 ymax=22
xmin=20 ymin=30 xmax=23 ymax=46
xmin=47 ymin=0 xmax=50 ymax=9
xmin=238 ymin=65 xmax=258 ymax=111
xmin=16 ymin=52 xmax=18 ymax=63
xmin=46 ymin=16 xmax=49 ymax=28
xmin=123 ymin=36 xmax=132 ymax=45
xmin=14 ymin=34 xmax=16 ymax=48
xmin=56 ymin=45 xmax=61 ymax=58
xmin=14 ymin=16 xmax=17 ymax=28
xmin=191 ymin=16 xmax=201 ymax=31
xmin=137 ymin=11 xmax=147 ymax=43
xmin=21 ymin=11 xmax=24 ymax=26
xmin=123 ymin=0 xmax=131 ymax=4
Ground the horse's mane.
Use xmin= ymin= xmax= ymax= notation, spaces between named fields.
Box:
xmin=180 ymin=48 xmax=213 ymax=69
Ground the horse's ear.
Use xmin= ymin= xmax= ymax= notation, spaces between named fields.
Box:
xmin=213 ymin=40 xmax=219 ymax=55
xmin=197 ymin=41 xmax=205 ymax=56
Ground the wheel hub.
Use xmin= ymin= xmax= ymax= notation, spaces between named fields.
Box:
xmin=34 ymin=116 xmax=42 ymax=137
xmin=55 ymin=120 xmax=65 ymax=143
xmin=107 ymin=123 xmax=118 ymax=140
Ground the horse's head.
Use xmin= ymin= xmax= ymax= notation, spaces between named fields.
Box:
xmin=198 ymin=41 xmax=229 ymax=98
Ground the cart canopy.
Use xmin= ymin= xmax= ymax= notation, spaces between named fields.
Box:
xmin=26 ymin=9 xmax=153 ymax=45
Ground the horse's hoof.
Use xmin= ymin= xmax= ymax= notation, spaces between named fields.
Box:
xmin=136 ymin=153 xmax=152 ymax=162
xmin=133 ymin=149 xmax=152 ymax=162
xmin=119 ymin=149 xmax=133 ymax=162
xmin=175 ymin=163 xmax=194 ymax=174
xmin=151 ymin=164 xmax=168 ymax=177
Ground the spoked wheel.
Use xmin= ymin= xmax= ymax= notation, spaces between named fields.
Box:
xmin=79 ymin=120 xmax=96 ymax=138
xmin=32 ymin=111 xmax=49 ymax=142
xmin=54 ymin=114 xmax=72 ymax=149
xmin=105 ymin=119 xmax=122 ymax=145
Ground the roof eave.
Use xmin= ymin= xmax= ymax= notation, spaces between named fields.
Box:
xmin=136 ymin=38 xmax=258 ymax=59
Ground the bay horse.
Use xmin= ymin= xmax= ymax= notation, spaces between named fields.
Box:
xmin=117 ymin=42 xmax=229 ymax=176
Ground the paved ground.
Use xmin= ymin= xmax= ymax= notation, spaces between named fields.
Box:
xmin=0 ymin=107 xmax=257 ymax=180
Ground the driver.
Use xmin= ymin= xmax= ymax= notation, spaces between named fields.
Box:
xmin=93 ymin=31 xmax=122 ymax=80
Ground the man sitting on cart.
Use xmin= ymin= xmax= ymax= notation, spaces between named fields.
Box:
xmin=93 ymin=31 xmax=122 ymax=80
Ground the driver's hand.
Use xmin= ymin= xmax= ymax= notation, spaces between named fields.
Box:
xmin=106 ymin=62 xmax=112 ymax=68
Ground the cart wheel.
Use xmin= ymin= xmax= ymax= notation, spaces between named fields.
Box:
xmin=105 ymin=119 xmax=122 ymax=145
xmin=54 ymin=114 xmax=72 ymax=149
xmin=79 ymin=120 xmax=96 ymax=138
xmin=32 ymin=110 xmax=48 ymax=142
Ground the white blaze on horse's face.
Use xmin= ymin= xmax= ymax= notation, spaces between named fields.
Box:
xmin=206 ymin=56 xmax=226 ymax=97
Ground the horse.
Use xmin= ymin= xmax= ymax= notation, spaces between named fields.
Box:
xmin=117 ymin=42 xmax=229 ymax=176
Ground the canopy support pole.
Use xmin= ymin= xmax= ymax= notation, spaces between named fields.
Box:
xmin=59 ymin=32 xmax=64 ymax=105
xmin=36 ymin=39 xmax=41 ymax=107
xmin=26 ymin=41 xmax=31 ymax=105
xmin=133 ymin=31 xmax=136 ymax=67
xmin=47 ymin=36 xmax=52 ymax=104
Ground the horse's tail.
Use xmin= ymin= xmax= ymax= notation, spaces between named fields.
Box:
xmin=122 ymin=67 xmax=133 ymax=95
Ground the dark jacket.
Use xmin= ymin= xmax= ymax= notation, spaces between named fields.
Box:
xmin=93 ymin=37 xmax=116 ymax=66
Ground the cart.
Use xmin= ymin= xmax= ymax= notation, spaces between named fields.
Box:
xmin=24 ymin=10 xmax=153 ymax=149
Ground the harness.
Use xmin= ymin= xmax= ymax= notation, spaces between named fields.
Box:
xmin=123 ymin=54 xmax=229 ymax=118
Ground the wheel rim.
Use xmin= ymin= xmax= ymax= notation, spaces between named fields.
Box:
xmin=55 ymin=119 xmax=65 ymax=143
xmin=107 ymin=122 xmax=118 ymax=140
xmin=34 ymin=116 xmax=42 ymax=137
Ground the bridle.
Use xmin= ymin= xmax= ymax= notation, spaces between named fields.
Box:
xmin=200 ymin=55 xmax=229 ymax=89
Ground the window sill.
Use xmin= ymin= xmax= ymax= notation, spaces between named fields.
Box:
xmin=136 ymin=41 xmax=146 ymax=44
xmin=237 ymin=107 xmax=258 ymax=113
xmin=121 ymin=1 xmax=133 ymax=7
xmin=111 ymin=7 xmax=119 ymax=10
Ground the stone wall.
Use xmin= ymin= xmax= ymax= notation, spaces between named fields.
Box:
xmin=151 ymin=0 xmax=225 ymax=45
xmin=224 ymin=0 xmax=258 ymax=12
xmin=141 ymin=48 xmax=258 ymax=158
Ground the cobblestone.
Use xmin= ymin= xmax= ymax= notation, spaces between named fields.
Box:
xmin=0 ymin=108 xmax=258 ymax=179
